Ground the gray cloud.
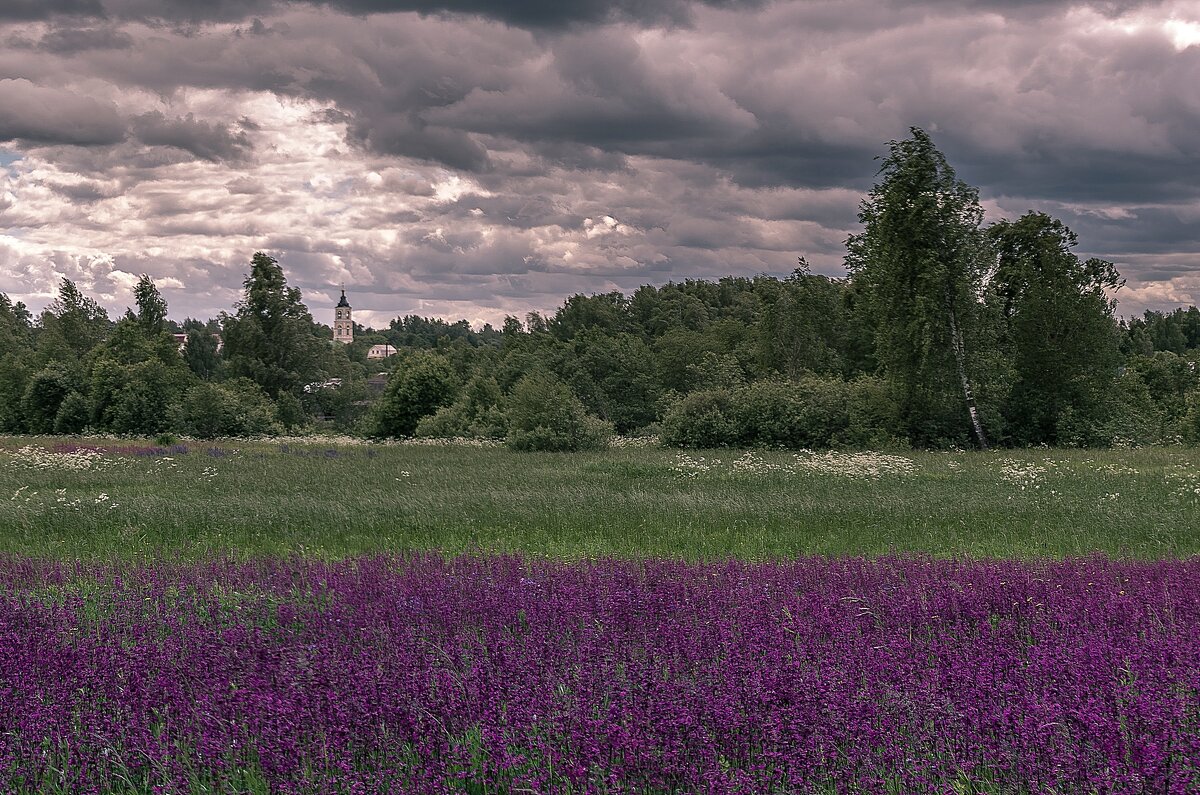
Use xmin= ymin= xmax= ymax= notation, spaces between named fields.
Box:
xmin=1 ymin=0 xmax=1199 ymax=325
xmin=36 ymin=25 xmax=134 ymax=51
xmin=131 ymin=112 xmax=252 ymax=162
xmin=1 ymin=0 xmax=766 ymax=28
xmin=319 ymin=0 xmax=766 ymax=29
xmin=0 ymin=79 xmax=125 ymax=146
xmin=0 ymin=0 xmax=104 ymax=22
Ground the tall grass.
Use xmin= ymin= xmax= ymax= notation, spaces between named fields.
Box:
xmin=1 ymin=437 xmax=1197 ymax=560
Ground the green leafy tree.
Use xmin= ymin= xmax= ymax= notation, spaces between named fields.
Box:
xmin=685 ymin=351 xmax=745 ymax=392
xmin=132 ymin=274 xmax=168 ymax=335
xmin=84 ymin=278 xmax=193 ymax=435
xmin=559 ymin=330 xmax=661 ymax=432
xmin=551 ymin=292 xmax=635 ymax=339
xmin=221 ymin=252 xmax=329 ymax=399
xmin=41 ymin=279 xmax=111 ymax=360
xmin=22 ymin=363 xmax=77 ymax=434
xmin=370 ymin=351 xmax=457 ymax=437
xmin=631 ymin=284 xmax=711 ymax=335
xmin=183 ymin=327 xmax=222 ymax=380
xmin=303 ymin=376 xmax=370 ymax=431
xmin=846 ymin=127 xmax=991 ymax=447
xmin=987 ymin=212 xmax=1123 ymax=444
xmin=0 ymin=354 xmax=30 ymax=432
xmin=0 ymin=293 xmax=33 ymax=359
xmin=756 ymin=265 xmax=848 ymax=378
xmin=0 ymin=293 xmax=34 ymax=432
xmin=654 ymin=329 xmax=724 ymax=393
xmin=92 ymin=315 xmax=180 ymax=367
xmin=1127 ymin=351 xmax=1196 ymax=422
xmin=90 ymin=358 xmax=187 ymax=435
xmin=505 ymin=370 xmax=612 ymax=452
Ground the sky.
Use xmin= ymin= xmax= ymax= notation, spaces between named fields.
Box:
xmin=1 ymin=0 xmax=1199 ymax=329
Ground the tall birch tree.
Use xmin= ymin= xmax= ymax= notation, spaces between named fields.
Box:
xmin=846 ymin=128 xmax=990 ymax=447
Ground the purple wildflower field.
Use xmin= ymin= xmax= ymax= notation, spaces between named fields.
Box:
xmin=1 ymin=554 xmax=1197 ymax=793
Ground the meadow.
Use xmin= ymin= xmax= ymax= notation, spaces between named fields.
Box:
xmin=2 ymin=437 xmax=1199 ymax=793
xmin=1 ymin=436 xmax=1199 ymax=560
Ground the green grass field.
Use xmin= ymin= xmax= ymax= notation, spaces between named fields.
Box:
xmin=2 ymin=436 xmax=1197 ymax=561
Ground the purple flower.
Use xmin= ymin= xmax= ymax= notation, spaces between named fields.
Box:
xmin=0 ymin=554 xmax=1196 ymax=793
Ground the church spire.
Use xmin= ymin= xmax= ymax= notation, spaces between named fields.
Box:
xmin=334 ymin=284 xmax=353 ymax=343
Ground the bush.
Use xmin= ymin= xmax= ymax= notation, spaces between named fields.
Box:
xmin=661 ymin=376 xmax=904 ymax=450
xmin=505 ymin=371 xmax=612 ymax=452
xmin=22 ymin=364 xmax=76 ymax=434
xmin=1048 ymin=370 xmax=1160 ymax=448
xmin=53 ymin=391 xmax=90 ymax=434
xmin=370 ymin=352 xmax=457 ymax=438
xmin=416 ymin=376 xmax=508 ymax=440
xmin=1181 ymin=392 xmax=1200 ymax=446
xmin=843 ymin=376 xmax=906 ymax=448
xmin=179 ymin=380 xmax=280 ymax=439
xmin=274 ymin=392 xmax=308 ymax=430
xmin=417 ymin=404 xmax=508 ymax=439
xmin=659 ymin=389 xmax=738 ymax=448
xmin=734 ymin=378 xmax=851 ymax=448
xmin=101 ymin=360 xmax=185 ymax=436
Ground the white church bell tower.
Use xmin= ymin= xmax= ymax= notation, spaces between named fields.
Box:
xmin=334 ymin=286 xmax=353 ymax=343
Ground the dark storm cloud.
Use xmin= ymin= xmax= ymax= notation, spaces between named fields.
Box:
xmin=1 ymin=0 xmax=765 ymax=28
xmin=442 ymin=194 xmax=584 ymax=230
xmin=345 ymin=113 xmax=491 ymax=172
xmin=131 ymin=112 xmax=252 ymax=163
xmin=83 ymin=0 xmax=277 ymax=24
xmin=0 ymin=0 xmax=104 ymax=21
xmin=325 ymin=0 xmax=768 ymax=29
xmin=2 ymin=0 xmax=1200 ymax=323
xmin=0 ymin=79 xmax=125 ymax=146
xmin=35 ymin=25 xmax=134 ymax=51
xmin=425 ymin=28 xmax=757 ymax=161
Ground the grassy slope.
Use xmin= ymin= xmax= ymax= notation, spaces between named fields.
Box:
xmin=0 ymin=437 xmax=1197 ymax=560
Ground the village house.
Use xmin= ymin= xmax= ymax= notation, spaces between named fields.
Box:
xmin=172 ymin=332 xmax=223 ymax=353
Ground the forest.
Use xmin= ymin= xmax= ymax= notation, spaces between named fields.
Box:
xmin=2 ymin=129 xmax=1199 ymax=451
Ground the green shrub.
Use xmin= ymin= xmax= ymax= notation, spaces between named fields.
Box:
xmin=662 ymin=376 xmax=904 ymax=450
xmin=659 ymin=389 xmax=738 ymax=448
xmin=416 ymin=376 xmax=508 ymax=439
xmin=274 ymin=392 xmax=308 ymax=430
xmin=179 ymin=379 xmax=280 ymax=439
xmin=843 ymin=376 xmax=906 ymax=448
xmin=22 ymin=364 xmax=76 ymax=434
xmin=370 ymin=352 xmax=457 ymax=438
xmin=1057 ymin=372 xmax=1160 ymax=448
xmin=505 ymin=371 xmax=612 ymax=452
xmin=53 ymin=391 xmax=90 ymax=434
xmin=417 ymin=404 xmax=508 ymax=439
xmin=734 ymin=378 xmax=851 ymax=448
xmin=1181 ymin=392 xmax=1200 ymax=445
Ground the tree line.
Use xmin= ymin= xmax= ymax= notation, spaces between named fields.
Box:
xmin=2 ymin=128 xmax=1199 ymax=450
